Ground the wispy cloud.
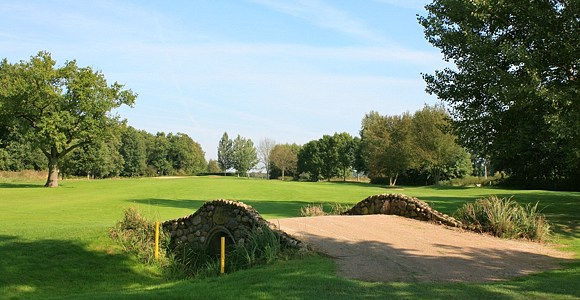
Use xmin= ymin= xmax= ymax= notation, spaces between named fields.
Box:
xmin=250 ymin=0 xmax=390 ymax=44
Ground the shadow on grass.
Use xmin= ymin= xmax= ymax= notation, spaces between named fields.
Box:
xmin=0 ymin=235 xmax=162 ymax=299
xmin=0 ymin=182 xmax=44 ymax=189
xmin=95 ymin=235 xmax=579 ymax=299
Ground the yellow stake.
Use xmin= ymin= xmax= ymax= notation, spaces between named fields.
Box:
xmin=220 ymin=236 xmax=225 ymax=274
xmin=154 ymin=221 xmax=160 ymax=260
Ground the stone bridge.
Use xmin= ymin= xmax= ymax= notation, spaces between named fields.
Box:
xmin=342 ymin=193 xmax=463 ymax=228
xmin=162 ymin=199 xmax=301 ymax=254
xmin=162 ymin=194 xmax=462 ymax=254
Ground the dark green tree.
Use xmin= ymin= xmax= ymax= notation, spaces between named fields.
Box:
xmin=62 ymin=138 xmax=124 ymax=179
xmin=0 ymin=51 xmax=136 ymax=187
xmin=297 ymin=140 xmax=323 ymax=182
xmin=419 ymin=0 xmax=579 ymax=187
xmin=411 ymin=105 xmax=471 ymax=185
xmin=119 ymin=126 xmax=147 ymax=177
xmin=318 ymin=135 xmax=341 ymax=181
xmin=334 ymin=132 xmax=356 ymax=181
xmin=148 ymin=132 xmax=173 ymax=176
xmin=167 ymin=133 xmax=206 ymax=175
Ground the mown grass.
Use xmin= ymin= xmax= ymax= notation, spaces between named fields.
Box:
xmin=0 ymin=176 xmax=578 ymax=299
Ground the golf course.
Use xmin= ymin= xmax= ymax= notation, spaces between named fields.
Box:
xmin=1 ymin=176 xmax=578 ymax=299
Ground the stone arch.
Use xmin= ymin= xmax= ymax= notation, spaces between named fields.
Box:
xmin=162 ymin=199 xmax=301 ymax=253
xmin=342 ymin=193 xmax=463 ymax=228
xmin=205 ymin=226 xmax=236 ymax=257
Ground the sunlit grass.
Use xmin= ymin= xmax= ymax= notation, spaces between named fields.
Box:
xmin=0 ymin=176 xmax=578 ymax=299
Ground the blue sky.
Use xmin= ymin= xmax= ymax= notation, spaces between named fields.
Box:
xmin=0 ymin=0 xmax=447 ymax=160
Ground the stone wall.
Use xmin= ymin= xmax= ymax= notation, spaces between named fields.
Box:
xmin=162 ymin=199 xmax=302 ymax=253
xmin=342 ymin=193 xmax=463 ymax=228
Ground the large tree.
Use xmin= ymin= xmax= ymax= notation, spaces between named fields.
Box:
xmin=411 ymin=105 xmax=471 ymax=185
xmin=360 ymin=111 xmax=415 ymax=186
xmin=0 ymin=52 xmax=136 ymax=187
xmin=419 ymin=0 xmax=579 ymax=186
xmin=167 ymin=132 xmax=206 ymax=175
xmin=119 ymin=126 xmax=148 ymax=177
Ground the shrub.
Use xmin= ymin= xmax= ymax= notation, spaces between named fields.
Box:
xmin=167 ymin=225 xmax=295 ymax=278
xmin=299 ymin=203 xmax=326 ymax=217
xmin=299 ymin=203 xmax=352 ymax=216
xmin=109 ymin=207 xmax=167 ymax=264
xmin=328 ymin=202 xmax=351 ymax=215
xmin=444 ymin=175 xmax=501 ymax=187
xmin=454 ymin=196 xmax=551 ymax=242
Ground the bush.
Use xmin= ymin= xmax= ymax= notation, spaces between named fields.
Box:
xmin=444 ymin=174 xmax=502 ymax=187
xmin=299 ymin=203 xmax=326 ymax=216
xmin=168 ymin=225 xmax=295 ymax=278
xmin=299 ymin=203 xmax=352 ymax=216
xmin=454 ymin=196 xmax=551 ymax=242
xmin=109 ymin=207 xmax=167 ymax=264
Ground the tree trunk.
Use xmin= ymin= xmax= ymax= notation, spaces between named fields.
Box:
xmin=281 ymin=168 xmax=285 ymax=181
xmin=45 ymin=154 xmax=59 ymax=187
xmin=433 ymin=168 xmax=441 ymax=185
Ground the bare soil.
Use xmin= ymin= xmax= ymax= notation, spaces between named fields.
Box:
xmin=271 ymin=215 xmax=573 ymax=283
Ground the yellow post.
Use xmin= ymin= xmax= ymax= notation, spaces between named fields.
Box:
xmin=154 ymin=221 xmax=160 ymax=260
xmin=220 ymin=236 xmax=225 ymax=274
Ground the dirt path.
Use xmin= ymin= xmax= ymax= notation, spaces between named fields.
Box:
xmin=271 ymin=215 xmax=573 ymax=283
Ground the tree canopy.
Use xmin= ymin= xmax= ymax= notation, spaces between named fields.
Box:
xmin=0 ymin=51 xmax=136 ymax=187
xmin=419 ymin=0 xmax=579 ymax=188
xmin=232 ymin=134 xmax=258 ymax=177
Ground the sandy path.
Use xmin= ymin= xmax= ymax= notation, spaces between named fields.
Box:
xmin=271 ymin=215 xmax=572 ymax=282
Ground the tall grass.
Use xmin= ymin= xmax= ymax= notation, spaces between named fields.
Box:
xmin=454 ymin=195 xmax=551 ymax=241
xmin=109 ymin=207 xmax=168 ymax=264
xmin=299 ymin=202 xmax=352 ymax=217
xmin=167 ymin=225 xmax=296 ymax=278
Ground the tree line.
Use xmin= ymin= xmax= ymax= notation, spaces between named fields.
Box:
xmin=3 ymin=0 xmax=578 ymax=192
xmin=0 ymin=124 xmax=207 ymax=179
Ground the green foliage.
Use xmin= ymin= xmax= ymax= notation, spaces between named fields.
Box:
xmin=168 ymin=225 xmax=294 ymax=279
xmin=360 ymin=106 xmax=471 ymax=185
xmin=232 ymin=134 xmax=258 ymax=177
xmin=360 ymin=111 xmax=415 ymax=186
xmin=0 ymin=51 xmax=136 ymax=187
xmin=167 ymin=133 xmax=206 ymax=175
xmin=297 ymin=140 xmax=323 ymax=181
xmin=419 ymin=0 xmax=579 ymax=188
xmin=297 ymin=133 xmax=357 ymax=182
xmin=270 ymin=143 xmax=300 ymax=180
xmin=444 ymin=174 xmax=502 ymax=187
xmin=119 ymin=126 xmax=148 ymax=177
xmin=455 ymin=196 xmax=551 ymax=242
xmin=217 ymin=132 xmax=234 ymax=173
xmin=411 ymin=105 xmax=472 ymax=185
xmin=206 ymin=159 xmax=222 ymax=173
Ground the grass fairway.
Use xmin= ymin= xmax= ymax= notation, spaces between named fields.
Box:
xmin=0 ymin=176 xmax=578 ymax=299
